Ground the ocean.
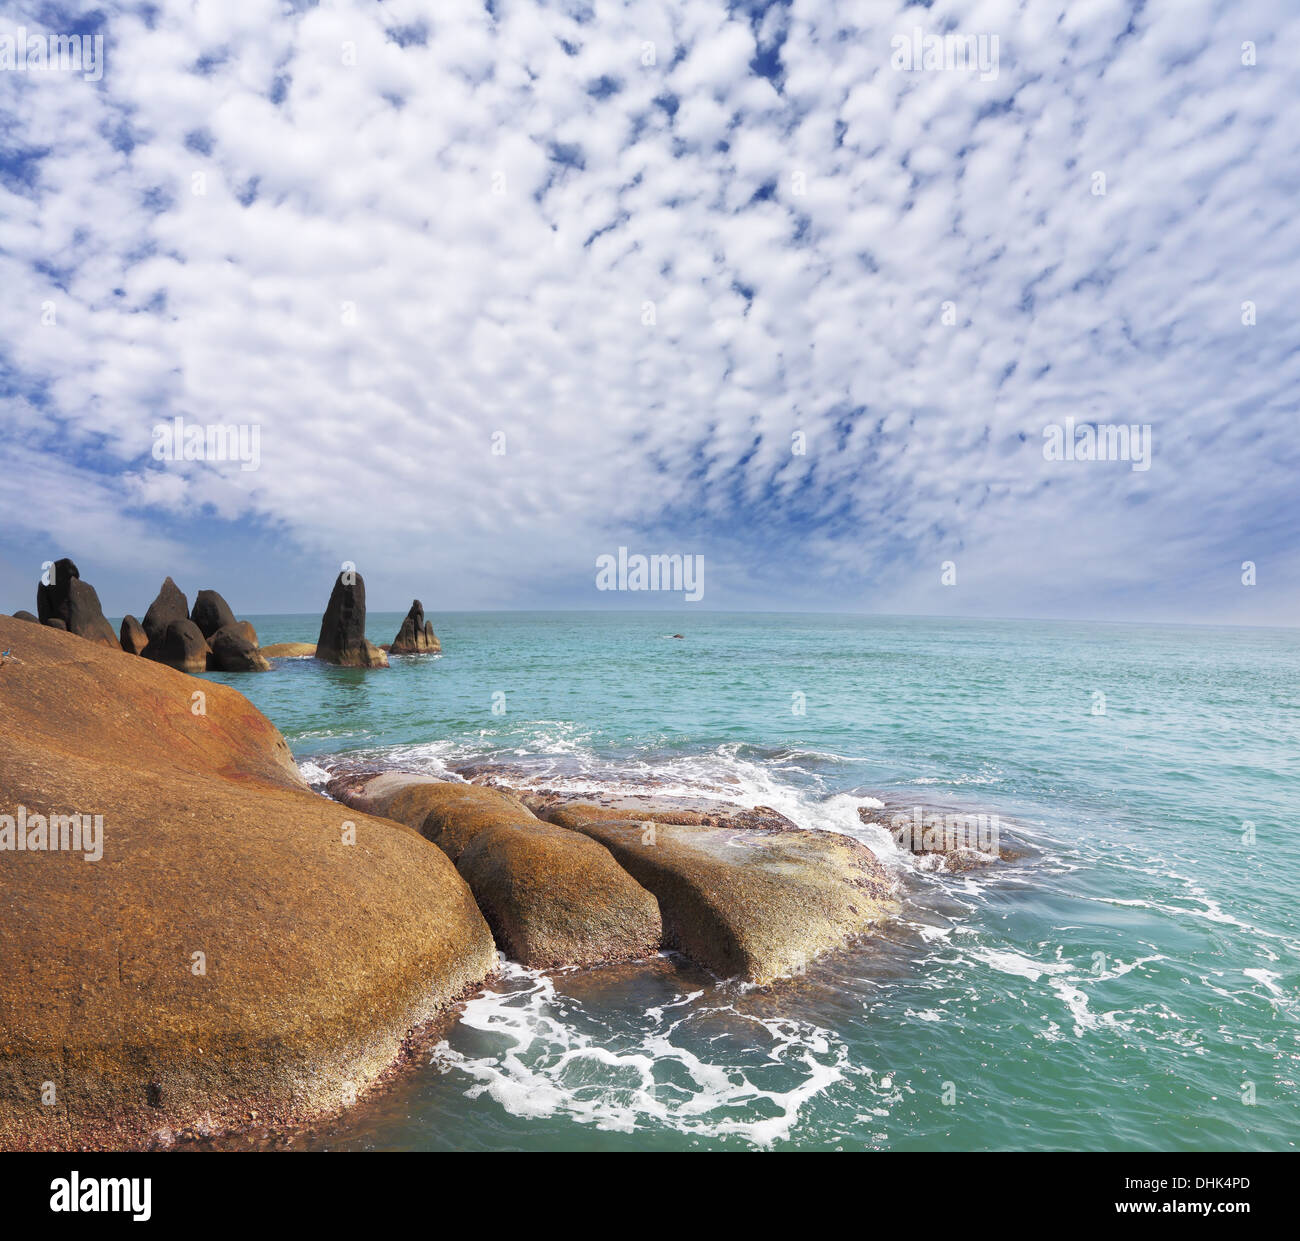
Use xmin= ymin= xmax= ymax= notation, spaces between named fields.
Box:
xmin=201 ymin=611 xmax=1300 ymax=1151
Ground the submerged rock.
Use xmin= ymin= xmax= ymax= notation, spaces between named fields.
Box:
xmin=261 ymin=641 xmax=317 ymax=658
xmin=120 ymin=615 xmax=148 ymax=655
xmin=208 ymin=624 xmax=271 ymax=672
xmin=143 ymin=618 xmax=209 ymax=674
xmin=34 ymin=558 xmax=118 ymax=647
xmin=389 ymin=599 xmax=441 ymax=654
xmin=530 ymin=796 xmax=895 ymax=984
xmin=315 ymin=572 xmax=388 ymax=667
xmin=331 ymin=775 xmax=660 ymax=969
xmin=190 ymin=589 xmax=238 ymax=639
xmin=856 ymin=803 xmax=1013 ymax=870
xmin=0 ymin=615 xmax=496 ymax=1151
xmin=142 ymin=576 xmax=189 ymax=647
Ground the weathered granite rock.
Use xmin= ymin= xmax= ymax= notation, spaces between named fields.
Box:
xmin=261 ymin=642 xmax=317 ymax=658
xmin=315 ymin=573 xmax=388 ymax=668
xmin=207 ymin=624 xmax=271 ymax=672
xmin=330 ymin=775 xmax=661 ymax=969
xmin=856 ymin=803 xmax=1014 ymax=870
xmin=44 ymin=618 xmax=67 ymax=630
xmin=34 ymin=559 xmax=118 ymax=647
xmin=531 ymin=796 xmax=895 ymax=984
xmin=190 ymin=589 xmax=237 ymax=639
xmin=143 ymin=618 xmax=209 ymax=674
xmin=142 ymin=577 xmax=189 ymax=647
xmin=10 ymin=610 xmax=39 ymax=623
xmin=389 ymin=600 xmax=441 ymax=654
xmin=0 ymin=616 xmax=496 ymax=1151
xmin=119 ymin=615 xmax=148 ymax=655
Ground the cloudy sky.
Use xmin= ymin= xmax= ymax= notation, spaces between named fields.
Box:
xmin=1 ymin=0 xmax=1297 ymax=622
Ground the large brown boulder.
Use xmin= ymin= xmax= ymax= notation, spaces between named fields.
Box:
xmin=207 ymin=624 xmax=271 ymax=673
xmin=143 ymin=618 xmax=209 ymax=674
xmin=315 ymin=572 xmax=387 ymax=668
xmin=0 ymin=616 xmax=495 ymax=1151
xmin=119 ymin=615 xmax=148 ymax=655
xmin=390 ymin=599 xmax=441 ymax=654
xmin=331 ymin=775 xmax=661 ymax=969
xmin=531 ymin=797 xmax=895 ymax=984
xmin=189 ymin=589 xmax=237 ymax=639
xmin=10 ymin=610 xmax=39 ymax=624
xmin=34 ymin=559 xmax=117 ymax=647
xmin=142 ymin=576 xmax=189 ymax=647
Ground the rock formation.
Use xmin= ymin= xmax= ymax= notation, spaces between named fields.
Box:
xmin=34 ymin=558 xmax=117 ymax=647
xmin=315 ymin=572 xmax=388 ymax=667
xmin=10 ymin=610 xmax=38 ymax=624
xmin=143 ymin=618 xmax=209 ymax=674
xmin=0 ymin=615 xmax=495 ymax=1151
xmin=120 ymin=615 xmax=148 ymax=655
xmin=189 ymin=589 xmax=237 ymax=639
xmin=142 ymin=576 xmax=189 ymax=648
xmin=261 ymin=642 xmax=317 ymax=658
xmin=389 ymin=600 xmax=441 ymax=654
xmin=207 ymin=623 xmax=271 ymax=672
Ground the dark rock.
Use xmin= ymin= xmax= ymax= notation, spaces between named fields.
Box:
xmin=44 ymin=618 xmax=67 ymax=631
xmin=316 ymin=572 xmax=388 ymax=667
xmin=120 ymin=615 xmax=148 ymax=655
xmin=34 ymin=558 xmax=118 ymax=647
xmin=10 ymin=611 xmax=38 ymax=624
xmin=390 ymin=599 xmax=441 ymax=654
xmin=144 ymin=618 xmax=209 ymax=674
xmin=190 ymin=589 xmax=237 ymax=639
xmin=142 ymin=577 xmax=189 ymax=647
xmin=208 ymin=624 xmax=271 ymax=672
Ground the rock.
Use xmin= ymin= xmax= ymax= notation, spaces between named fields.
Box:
xmin=261 ymin=642 xmax=316 ymax=658
xmin=143 ymin=618 xmax=209 ymax=675
xmin=856 ymin=803 xmax=1013 ymax=870
xmin=522 ymin=790 xmax=799 ymax=832
xmin=531 ymin=798 xmax=895 ymax=984
xmin=44 ymin=618 xmax=67 ymax=630
xmin=0 ymin=615 xmax=496 ymax=1151
xmin=190 ymin=590 xmax=237 ymax=639
xmin=142 ymin=577 xmax=189 ymax=647
xmin=10 ymin=610 xmax=38 ymax=624
xmin=389 ymin=600 xmax=441 ymax=654
xmin=120 ymin=615 xmax=148 ymax=655
xmin=456 ymin=820 xmax=661 ymax=968
xmin=208 ymin=624 xmax=271 ymax=672
xmin=224 ymin=619 xmax=259 ymax=647
xmin=34 ymin=559 xmax=118 ymax=647
xmin=330 ymin=776 xmax=660 ymax=969
xmin=315 ymin=573 xmax=388 ymax=668
xmin=671 ymin=634 xmax=684 ymax=639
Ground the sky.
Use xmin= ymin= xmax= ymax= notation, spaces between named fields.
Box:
xmin=1 ymin=0 xmax=1298 ymax=623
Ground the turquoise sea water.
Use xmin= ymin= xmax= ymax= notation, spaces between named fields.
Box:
xmin=204 ymin=612 xmax=1300 ymax=1151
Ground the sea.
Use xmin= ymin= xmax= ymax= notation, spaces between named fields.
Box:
xmin=199 ymin=611 xmax=1300 ymax=1151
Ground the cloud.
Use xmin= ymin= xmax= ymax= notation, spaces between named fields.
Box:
xmin=1 ymin=0 xmax=1298 ymax=621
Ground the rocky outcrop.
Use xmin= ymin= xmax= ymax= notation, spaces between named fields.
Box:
xmin=261 ymin=642 xmax=317 ymax=658
xmin=0 ymin=615 xmax=496 ymax=1151
xmin=529 ymin=795 xmax=895 ymax=984
xmin=34 ymin=559 xmax=117 ymax=647
xmin=207 ymin=624 xmax=271 ymax=673
xmin=315 ymin=572 xmax=388 ymax=668
xmin=142 ymin=618 xmax=209 ymax=674
xmin=190 ymin=589 xmax=237 ymax=639
xmin=856 ymin=803 xmax=1013 ymax=870
xmin=389 ymin=600 xmax=441 ymax=654
xmin=10 ymin=610 xmax=38 ymax=624
xmin=119 ymin=615 xmax=148 ymax=655
xmin=330 ymin=775 xmax=661 ymax=969
xmin=142 ymin=576 xmax=189 ymax=647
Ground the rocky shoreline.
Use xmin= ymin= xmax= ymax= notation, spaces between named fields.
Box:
xmin=0 ymin=561 xmax=1013 ymax=1151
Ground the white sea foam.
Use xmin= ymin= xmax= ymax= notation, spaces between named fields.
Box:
xmin=429 ymin=962 xmax=849 ymax=1147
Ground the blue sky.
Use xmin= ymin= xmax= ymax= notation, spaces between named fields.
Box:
xmin=1 ymin=0 xmax=1298 ymax=622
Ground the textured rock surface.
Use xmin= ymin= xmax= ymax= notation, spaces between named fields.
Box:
xmin=530 ymin=797 xmax=895 ymax=984
xmin=261 ymin=642 xmax=317 ymax=658
xmin=207 ymin=624 xmax=271 ymax=672
xmin=189 ymin=589 xmax=237 ymax=639
xmin=119 ymin=615 xmax=148 ymax=655
xmin=143 ymin=618 xmax=209 ymax=674
xmin=0 ymin=616 xmax=495 ymax=1151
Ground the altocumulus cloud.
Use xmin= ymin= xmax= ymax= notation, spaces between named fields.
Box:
xmin=1 ymin=0 xmax=1298 ymax=621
